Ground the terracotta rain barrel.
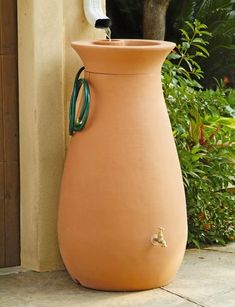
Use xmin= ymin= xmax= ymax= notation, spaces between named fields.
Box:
xmin=58 ymin=39 xmax=188 ymax=291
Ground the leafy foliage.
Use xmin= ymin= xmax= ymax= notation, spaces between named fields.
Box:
xmin=107 ymin=0 xmax=235 ymax=87
xmin=163 ymin=21 xmax=235 ymax=247
xmin=166 ymin=0 xmax=235 ymax=87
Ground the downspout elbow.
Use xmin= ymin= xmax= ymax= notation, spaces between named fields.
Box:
xmin=83 ymin=0 xmax=111 ymax=29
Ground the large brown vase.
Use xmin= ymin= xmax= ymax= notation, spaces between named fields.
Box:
xmin=58 ymin=39 xmax=187 ymax=291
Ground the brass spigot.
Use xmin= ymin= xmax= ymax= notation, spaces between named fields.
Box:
xmin=151 ymin=227 xmax=167 ymax=247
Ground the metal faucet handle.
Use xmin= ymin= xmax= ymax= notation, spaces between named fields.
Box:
xmin=151 ymin=227 xmax=167 ymax=247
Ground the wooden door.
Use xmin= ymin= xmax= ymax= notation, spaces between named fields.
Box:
xmin=0 ymin=0 xmax=20 ymax=267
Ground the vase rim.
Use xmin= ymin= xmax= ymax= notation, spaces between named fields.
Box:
xmin=71 ymin=39 xmax=175 ymax=50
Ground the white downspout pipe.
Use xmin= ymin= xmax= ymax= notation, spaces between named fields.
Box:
xmin=83 ymin=0 xmax=111 ymax=29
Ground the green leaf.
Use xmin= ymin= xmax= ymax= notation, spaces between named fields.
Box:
xmin=180 ymin=28 xmax=190 ymax=40
xmin=193 ymin=44 xmax=210 ymax=56
xmin=199 ymin=30 xmax=212 ymax=36
xmin=207 ymin=116 xmax=235 ymax=129
xmin=185 ymin=21 xmax=195 ymax=32
xmin=182 ymin=41 xmax=190 ymax=51
xmin=185 ymin=59 xmax=193 ymax=71
xmin=192 ymin=38 xmax=208 ymax=45
xmin=168 ymin=53 xmax=181 ymax=60
xmin=196 ymin=51 xmax=207 ymax=58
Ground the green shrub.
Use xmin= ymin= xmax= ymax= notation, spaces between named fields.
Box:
xmin=107 ymin=0 xmax=235 ymax=87
xmin=163 ymin=20 xmax=235 ymax=247
xmin=166 ymin=0 xmax=235 ymax=88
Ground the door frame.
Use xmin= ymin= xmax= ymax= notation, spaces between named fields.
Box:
xmin=0 ymin=0 xmax=20 ymax=268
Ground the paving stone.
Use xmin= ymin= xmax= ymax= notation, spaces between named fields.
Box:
xmin=164 ymin=248 xmax=235 ymax=307
xmin=0 ymin=245 xmax=234 ymax=307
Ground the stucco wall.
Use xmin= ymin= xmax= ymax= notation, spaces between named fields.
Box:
xmin=18 ymin=0 xmax=105 ymax=271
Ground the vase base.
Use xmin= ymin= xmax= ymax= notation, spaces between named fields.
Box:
xmin=71 ymin=275 xmax=172 ymax=292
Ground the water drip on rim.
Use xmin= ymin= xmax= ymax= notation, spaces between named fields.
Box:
xmin=105 ymin=27 xmax=111 ymax=41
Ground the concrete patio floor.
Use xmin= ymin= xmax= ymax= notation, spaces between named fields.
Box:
xmin=0 ymin=243 xmax=234 ymax=307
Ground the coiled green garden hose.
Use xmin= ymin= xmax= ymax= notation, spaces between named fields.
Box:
xmin=69 ymin=67 xmax=90 ymax=135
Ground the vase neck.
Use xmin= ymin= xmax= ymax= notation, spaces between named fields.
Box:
xmin=71 ymin=39 xmax=175 ymax=75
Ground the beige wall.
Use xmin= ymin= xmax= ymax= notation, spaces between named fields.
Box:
xmin=18 ymin=0 xmax=105 ymax=271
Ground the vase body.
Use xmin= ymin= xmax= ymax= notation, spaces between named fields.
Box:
xmin=58 ymin=39 xmax=187 ymax=291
